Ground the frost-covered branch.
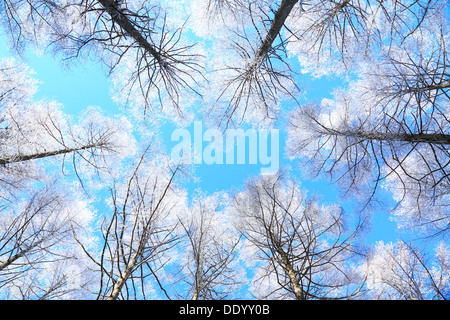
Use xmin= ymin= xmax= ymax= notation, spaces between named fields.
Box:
xmin=1 ymin=0 xmax=205 ymax=121
xmin=73 ymin=148 xmax=186 ymax=300
xmin=0 ymin=182 xmax=95 ymax=299
xmin=207 ymin=0 xmax=300 ymax=127
xmin=363 ymin=241 xmax=450 ymax=300
xmin=231 ymin=172 xmax=366 ymax=299
xmin=174 ymin=192 xmax=242 ymax=300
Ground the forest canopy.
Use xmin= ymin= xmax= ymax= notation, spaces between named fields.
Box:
xmin=0 ymin=0 xmax=449 ymax=300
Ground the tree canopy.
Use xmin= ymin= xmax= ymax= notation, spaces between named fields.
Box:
xmin=0 ymin=0 xmax=449 ymax=300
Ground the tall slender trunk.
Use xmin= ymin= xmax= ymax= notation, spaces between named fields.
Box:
xmin=338 ymin=130 xmax=450 ymax=145
xmin=104 ymin=167 xmax=178 ymax=300
xmin=191 ymin=256 xmax=203 ymax=300
xmin=0 ymin=142 xmax=103 ymax=166
xmin=276 ymin=246 xmax=305 ymax=300
xmin=270 ymin=229 xmax=304 ymax=300
xmin=254 ymin=0 xmax=299 ymax=62
xmin=97 ymin=0 xmax=165 ymax=64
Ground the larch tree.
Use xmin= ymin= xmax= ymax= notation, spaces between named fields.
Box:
xmin=0 ymin=57 xmax=134 ymax=193
xmin=284 ymin=0 xmax=440 ymax=77
xmin=197 ymin=0 xmax=300 ymax=127
xmin=0 ymin=56 xmax=133 ymax=299
xmin=231 ymin=172 xmax=366 ymax=300
xmin=362 ymin=241 xmax=450 ymax=300
xmin=192 ymin=0 xmax=440 ymax=127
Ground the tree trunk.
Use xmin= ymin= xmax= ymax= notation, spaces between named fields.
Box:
xmin=405 ymin=81 xmax=450 ymax=93
xmin=97 ymin=0 xmax=165 ymax=64
xmin=106 ymin=251 xmax=140 ymax=300
xmin=277 ymin=247 xmax=305 ymax=300
xmin=191 ymin=249 xmax=203 ymax=300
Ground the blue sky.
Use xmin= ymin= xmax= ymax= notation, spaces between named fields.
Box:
xmin=0 ymin=33 xmax=399 ymax=245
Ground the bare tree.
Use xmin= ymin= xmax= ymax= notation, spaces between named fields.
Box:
xmin=1 ymin=0 xmax=442 ymax=126
xmin=363 ymin=240 xmax=449 ymax=300
xmin=72 ymin=148 xmax=186 ymax=300
xmin=0 ymin=181 xmax=95 ymax=299
xmin=174 ymin=192 xmax=242 ymax=300
xmin=286 ymin=19 xmax=450 ymax=235
xmin=1 ymin=0 xmax=205 ymax=119
xmin=231 ymin=172 xmax=366 ymax=300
